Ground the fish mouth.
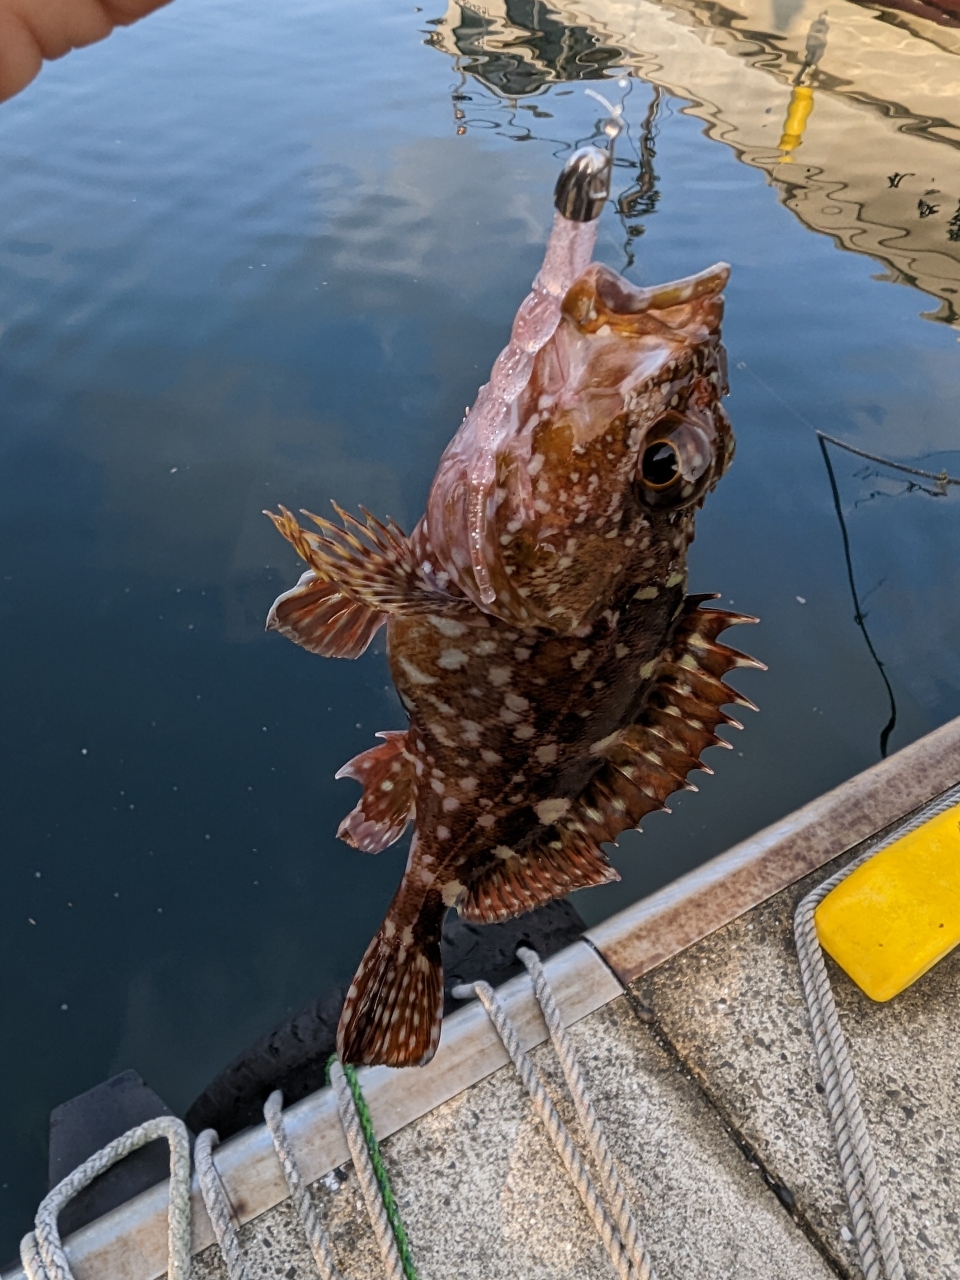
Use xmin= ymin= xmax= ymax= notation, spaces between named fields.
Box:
xmin=563 ymin=261 xmax=730 ymax=335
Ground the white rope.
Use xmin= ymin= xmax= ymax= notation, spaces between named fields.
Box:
xmin=19 ymin=1116 xmax=191 ymax=1280
xmin=328 ymin=1061 xmax=407 ymax=1280
xmin=794 ymin=783 xmax=960 ymax=1279
xmin=452 ymin=975 xmax=646 ymax=1280
xmin=264 ymin=1091 xmax=344 ymax=1280
xmin=516 ymin=947 xmax=657 ymax=1280
xmin=195 ymin=1128 xmax=250 ymax=1280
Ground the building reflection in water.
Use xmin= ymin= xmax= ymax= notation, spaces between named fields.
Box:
xmin=429 ymin=0 xmax=960 ymax=324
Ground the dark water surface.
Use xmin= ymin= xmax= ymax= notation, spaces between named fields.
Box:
xmin=2 ymin=0 xmax=960 ymax=1250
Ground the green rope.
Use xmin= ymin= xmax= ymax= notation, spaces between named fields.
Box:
xmin=327 ymin=1055 xmax=419 ymax=1280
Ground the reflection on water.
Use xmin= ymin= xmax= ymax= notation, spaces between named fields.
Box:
xmin=427 ymin=0 xmax=622 ymax=95
xmin=2 ymin=0 xmax=960 ymax=1255
xmin=433 ymin=0 xmax=960 ymax=321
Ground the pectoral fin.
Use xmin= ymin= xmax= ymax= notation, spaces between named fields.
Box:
xmin=266 ymin=504 xmax=464 ymax=617
xmin=267 ymin=570 xmax=386 ymax=659
xmin=336 ymin=731 xmax=416 ymax=853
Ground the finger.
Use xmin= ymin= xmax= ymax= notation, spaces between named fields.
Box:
xmin=0 ymin=0 xmax=173 ymax=104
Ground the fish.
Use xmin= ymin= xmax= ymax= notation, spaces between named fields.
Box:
xmin=264 ymin=142 xmax=763 ymax=1068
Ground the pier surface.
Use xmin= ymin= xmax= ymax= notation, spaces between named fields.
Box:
xmin=7 ymin=717 xmax=960 ymax=1280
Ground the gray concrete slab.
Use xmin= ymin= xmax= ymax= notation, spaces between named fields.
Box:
xmin=193 ymin=994 xmax=835 ymax=1280
xmin=634 ymin=850 xmax=960 ymax=1279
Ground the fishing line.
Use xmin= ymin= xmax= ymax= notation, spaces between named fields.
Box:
xmin=733 ymin=358 xmax=910 ymax=756
xmin=817 ymin=433 xmax=898 ymax=759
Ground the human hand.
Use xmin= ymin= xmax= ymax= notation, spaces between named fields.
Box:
xmin=0 ymin=0 xmax=172 ymax=104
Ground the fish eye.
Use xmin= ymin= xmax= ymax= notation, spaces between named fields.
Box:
xmin=636 ymin=415 xmax=716 ymax=510
xmin=640 ymin=441 xmax=681 ymax=489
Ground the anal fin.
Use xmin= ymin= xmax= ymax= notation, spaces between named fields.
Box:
xmin=460 ymin=832 xmax=618 ymax=924
xmin=336 ymin=731 xmax=416 ymax=853
xmin=267 ymin=570 xmax=386 ymax=659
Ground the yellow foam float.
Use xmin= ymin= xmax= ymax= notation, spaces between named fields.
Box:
xmin=815 ymin=803 xmax=960 ymax=1001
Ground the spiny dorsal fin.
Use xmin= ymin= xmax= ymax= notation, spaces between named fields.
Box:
xmin=460 ymin=831 xmax=618 ymax=924
xmin=335 ymin=731 xmax=416 ymax=853
xmin=566 ymin=596 xmax=763 ymax=845
xmin=464 ymin=598 xmax=761 ymax=921
xmin=265 ymin=504 xmax=466 ymax=617
xmin=266 ymin=569 xmax=386 ymax=659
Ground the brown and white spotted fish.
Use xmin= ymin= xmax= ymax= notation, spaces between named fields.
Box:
xmin=265 ymin=143 xmax=763 ymax=1068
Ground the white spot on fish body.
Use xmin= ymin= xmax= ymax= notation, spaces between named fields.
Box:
xmin=437 ymin=648 xmax=468 ymax=670
xmin=474 ymin=640 xmax=498 ymax=656
xmin=436 ymin=825 xmax=451 ymax=840
xmin=480 ymin=749 xmax=502 ymax=764
xmin=477 ymin=814 xmax=496 ymax=828
xmin=399 ymin=657 xmax=438 ymax=686
xmin=590 ymin=732 xmax=620 ymax=755
xmin=488 ymin=666 xmax=512 ymax=686
xmin=500 ymin=708 xmax=521 ymax=725
xmin=503 ymin=692 xmax=529 ymax=713
xmin=428 ymin=615 xmax=467 ymax=637
xmin=442 ymin=880 xmax=465 ymax=906
xmin=666 ymin=571 xmax=684 ymax=587
xmin=634 ymin=586 xmax=659 ymax=600
xmin=615 ymin=644 xmax=630 ymax=658
xmin=570 ymin=649 xmax=591 ymax=670
xmin=442 ymin=796 xmax=460 ymax=812
xmin=493 ymin=845 xmax=514 ymax=861
xmin=536 ymin=798 xmax=571 ymax=824
xmin=514 ymin=646 xmax=531 ymax=661
xmin=459 ymin=776 xmax=478 ymax=792
xmin=513 ymin=725 xmax=535 ymax=740
xmin=384 ymin=920 xmax=396 ymax=939
xmin=535 ymin=743 xmax=558 ymax=764
xmin=401 ymin=926 xmax=414 ymax=946
xmin=528 ymin=453 xmax=545 ymax=476
xmin=639 ymin=659 xmax=657 ymax=678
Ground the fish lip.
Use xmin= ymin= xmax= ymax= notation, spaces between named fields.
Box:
xmin=590 ymin=261 xmax=731 ymax=316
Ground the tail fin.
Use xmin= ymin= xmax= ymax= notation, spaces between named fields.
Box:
xmin=337 ymin=923 xmax=443 ymax=1068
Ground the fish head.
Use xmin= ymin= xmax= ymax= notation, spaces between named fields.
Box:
xmin=423 ymin=256 xmax=733 ymax=631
